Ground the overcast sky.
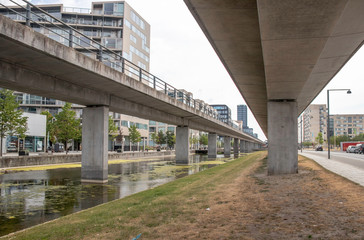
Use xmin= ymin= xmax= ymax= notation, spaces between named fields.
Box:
xmin=2 ymin=0 xmax=364 ymax=141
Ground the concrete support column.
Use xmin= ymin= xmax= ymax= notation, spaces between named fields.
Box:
xmin=240 ymin=140 xmax=245 ymax=153
xmin=176 ymin=126 xmax=189 ymax=164
xmin=244 ymin=141 xmax=248 ymax=153
xmin=246 ymin=142 xmax=252 ymax=152
xmin=224 ymin=136 xmax=231 ymax=157
xmin=268 ymin=101 xmax=298 ymax=175
xmin=81 ymin=106 xmax=109 ymax=183
xmin=208 ymin=133 xmax=217 ymax=158
xmin=233 ymin=138 xmax=239 ymax=156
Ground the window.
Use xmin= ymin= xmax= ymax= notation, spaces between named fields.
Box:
xmin=104 ymin=3 xmax=114 ymax=15
xmin=130 ymin=34 xmax=137 ymax=44
xmin=121 ymin=121 xmax=128 ymax=127
xmin=131 ymin=11 xmax=145 ymax=29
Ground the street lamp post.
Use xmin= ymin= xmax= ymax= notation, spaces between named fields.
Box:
xmin=299 ymin=115 xmax=303 ymax=153
xmin=327 ymin=89 xmax=351 ymax=159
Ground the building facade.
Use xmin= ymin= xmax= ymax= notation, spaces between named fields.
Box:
xmin=211 ymin=105 xmax=232 ymax=126
xmin=331 ymin=114 xmax=364 ymax=138
xmin=302 ymin=104 xmax=327 ymax=143
xmin=1 ymin=1 xmax=152 ymax=150
xmin=301 ymin=104 xmax=364 ymax=143
xmin=4 ymin=112 xmax=46 ymax=154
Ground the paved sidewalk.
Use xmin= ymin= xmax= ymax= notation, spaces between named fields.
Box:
xmin=300 ymin=151 xmax=364 ymax=187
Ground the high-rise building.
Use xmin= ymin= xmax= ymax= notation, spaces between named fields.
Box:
xmin=1 ymin=1 xmax=151 ymax=151
xmin=237 ymin=104 xmax=248 ymax=127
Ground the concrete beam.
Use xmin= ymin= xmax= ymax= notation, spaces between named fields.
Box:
xmin=176 ymin=126 xmax=190 ymax=164
xmin=224 ymin=136 xmax=231 ymax=157
xmin=268 ymin=101 xmax=298 ymax=175
xmin=208 ymin=133 xmax=217 ymax=158
xmin=81 ymin=106 xmax=109 ymax=183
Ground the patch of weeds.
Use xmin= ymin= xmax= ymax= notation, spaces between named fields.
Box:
xmin=255 ymin=178 xmax=266 ymax=185
xmin=255 ymin=157 xmax=267 ymax=174
xmin=312 ymin=177 xmax=323 ymax=181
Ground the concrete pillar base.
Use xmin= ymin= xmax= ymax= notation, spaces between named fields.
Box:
xmin=176 ymin=126 xmax=189 ymax=164
xmin=81 ymin=106 xmax=109 ymax=183
xmin=81 ymin=179 xmax=108 ymax=184
xmin=268 ymin=101 xmax=298 ymax=175
xmin=208 ymin=133 xmax=217 ymax=158
xmin=224 ymin=136 xmax=231 ymax=157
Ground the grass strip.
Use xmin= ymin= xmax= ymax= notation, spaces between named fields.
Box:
xmin=2 ymin=151 xmax=266 ymax=240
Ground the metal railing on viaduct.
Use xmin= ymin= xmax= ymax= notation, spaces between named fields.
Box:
xmin=0 ymin=0 xmax=264 ymax=183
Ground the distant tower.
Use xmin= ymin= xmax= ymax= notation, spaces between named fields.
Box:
xmin=237 ymin=105 xmax=248 ymax=127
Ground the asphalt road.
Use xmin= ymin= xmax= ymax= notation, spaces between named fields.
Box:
xmin=301 ymin=150 xmax=364 ymax=169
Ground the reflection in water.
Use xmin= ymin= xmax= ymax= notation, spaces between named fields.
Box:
xmin=0 ymin=154 xmax=232 ymax=236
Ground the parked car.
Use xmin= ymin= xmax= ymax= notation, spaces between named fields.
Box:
xmin=315 ymin=146 xmax=323 ymax=151
xmin=357 ymin=144 xmax=364 ymax=154
xmin=346 ymin=145 xmax=358 ymax=153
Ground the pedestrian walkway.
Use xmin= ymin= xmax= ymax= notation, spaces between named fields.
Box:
xmin=300 ymin=151 xmax=364 ymax=187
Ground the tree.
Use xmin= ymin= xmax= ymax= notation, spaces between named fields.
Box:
xmin=0 ymin=89 xmax=28 ymax=156
xmin=157 ymin=130 xmax=166 ymax=145
xmin=315 ymin=132 xmax=323 ymax=145
xmin=128 ymin=125 xmax=141 ymax=151
xmin=53 ymin=103 xmax=81 ymax=153
xmin=352 ymin=133 xmax=364 ymax=141
xmin=108 ymin=116 xmax=118 ymax=150
xmin=41 ymin=111 xmax=56 ymax=150
xmin=334 ymin=134 xmax=350 ymax=147
xmin=166 ymin=131 xmax=176 ymax=149
xmin=151 ymin=130 xmax=166 ymax=146
xmin=302 ymin=141 xmax=313 ymax=147
xmin=199 ymin=134 xmax=208 ymax=146
xmin=190 ymin=136 xmax=199 ymax=149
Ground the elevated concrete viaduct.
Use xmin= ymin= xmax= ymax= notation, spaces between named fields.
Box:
xmin=0 ymin=15 xmax=262 ymax=183
xmin=184 ymin=0 xmax=364 ymax=174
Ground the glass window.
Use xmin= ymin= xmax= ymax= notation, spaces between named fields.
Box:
xmin=114 ymin=3 xmax=124 ymax=16
xmin=130 ymin=34 xmax=137 ymax=44
xmin=104 ymin=3 xmax=113 ymax=15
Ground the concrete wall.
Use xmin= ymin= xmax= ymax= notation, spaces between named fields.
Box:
xmin=23 ymin=112 xmax=46 ymax=137
xmin=0 ymin=151 xmax=176 ymax=168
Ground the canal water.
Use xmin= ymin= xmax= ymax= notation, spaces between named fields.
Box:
xmin=0 ymin=154 xmax=232 ymax=236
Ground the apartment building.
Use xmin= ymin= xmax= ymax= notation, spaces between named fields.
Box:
xmin=302 ymin=104 xmax=327 ymax=143
xmin=301 ymin=104 xmax=364 ymax=143
xmin=211 ymin=105 xmax=232 ymax=126
xmin=0 ymin=1 xmax=151 ymax=150
xmin=331 ymin=114 xmax=364 ymax=138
